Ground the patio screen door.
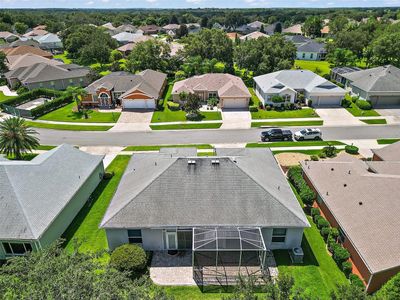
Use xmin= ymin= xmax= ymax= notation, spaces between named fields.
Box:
xmin=166 ymin=231 xmax=178 ymax=250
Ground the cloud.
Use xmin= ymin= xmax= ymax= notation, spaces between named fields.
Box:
xmin=244 ymin=0 xmax=268 ymax=6
xmin=86 ymin=0 xmax=94 ymax=4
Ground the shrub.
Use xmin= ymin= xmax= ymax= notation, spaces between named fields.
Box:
xmin=266 ymin=105 xmax=272 ymax=111
xmin=327 ymin=236 xmax=336 ymax=252
xmin=342 ymin=261 xmax=353 ymax=277
xmin=271 ymin=95 xmax=284 ymax=103
xmin=349 ymin=274 xmax=365 ymax=289
xmin=249 ymin=106 xmax=258 ymax=112
xmin=351 ymin=96 xmax=359 ymax=103
xmin=333 ymin=245 xmax=350 ymax=265
xmin=110 ymin=244 xmax=147 ymax=277
xmin=310 ymin=155 xmax=319 ymax=161
xmin=356 ymin=99 xmax=372 ymax=110
xmin=288 ymin=166 xmax=315 ymax=207
xmin=1 ymin=88 xmax=64 ymax=108
xmin=321 ymin=227 xmax=330 ymax=240
xmin=314 ymin=214 xmax=322 ymax=224
xmin=318 ymin=152 xmax=327 ymax=159
xmin=103 ymin=172 xmax=114 ymax=180
xmin=317 ymin=218 xmax=330 ymax=230
xmin=341 ymin=98 xmax=351 ymax=108
xmin=345 ymin=145 xmax=359 ymax=155
xmin=299 ymin=187 xmax=315 ymax=207
xmin=329 ymin=228 xmax=339 ymax=240
xmin=310 ymin=207 xmax=320 ymax=218
xmin=31 ymin=95 xmax=73 ymax=118
xmin=308 ymin=99 xmax=313 ymax=107
xmin=321 ymin=144 xmax=337 ymax=158
xmin=167 ymin=101 xmax=180 ymax=111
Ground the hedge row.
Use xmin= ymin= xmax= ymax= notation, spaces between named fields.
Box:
xmin=30 ymin=95 xmax=73 ymax=118
xmin=287 ymin=166 xmax=315 ymax=207
xmin=1 ymin=88 xmax=64 ymax=108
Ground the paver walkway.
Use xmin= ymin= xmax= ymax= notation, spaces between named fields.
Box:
xmin=316 ymin=108 xmax=364 ymax=126
xmin=221 ymin=109 xmax=251 ymax=129
xmin=109 ymin=110 xmax=153 ymax=132
xmin=0 ymin=85 xmax=18 ymax=96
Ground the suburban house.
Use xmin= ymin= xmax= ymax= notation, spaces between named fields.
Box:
xmin=172 ymin=73 xmax=251 ymax=109
xmin=6 ymin=53 xmax=63 ymax=71
xmin=296 ymin=40 xmax=326 ymax=61
xmin=330 ymin=66 xmax=362 ymax=85
xmin=226 ymin=32 xmax=242 ymax=41
xmin=236 ymin=21 xmax=269 ymax=34
xmin=83 ymin=69 xmax=167 ymax=109
xmin=23 ymin=28 xmax=48 ymax=38
xmin=282 ymin=24 xmax=303 ymax=34
xmin=284 ymin=34 xmax=310 ymax=45
xmin=139 ymin=25 xmax=161 ymax=35
xmin=32 ymin=33 xmax=63 ymax=51
xmin=240 ymin=31 xmax=269 ymax=41
xmin=5 ymin=62 xmax=90 ymax=90
xmin=372 ymin=141 xmax=400 ymax=161
xmin=340 ymin=65 xmax=400 ymax=106
xmin=301 ymin=145 xmax=400 ymax=293
xmin=0 ymin=144 xmax=104 ymax=259
xmin=101 ymin=148 xmax=309 ymax=281
xmin=254 ymin=70 xmax=346 ymax=107
xmin=186 ymin=23 xmax=201 ymax=34
xmin=162 ymin=24 xmax=181 ymax=37
xmin=116 ymin=35 xmax=154 ymax=56
xmin=1 ymin=45 xmax=53 ymax=59
xmin=112 ymin=32 xmax=144 ymax=45
xmin=0 ymin=31 xmax=19 ymax=43
xmin=6 ymin=39 xmax=40 ymax=48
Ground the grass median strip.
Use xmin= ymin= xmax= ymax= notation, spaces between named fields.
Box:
xmin=345 ymin=105 xmax=380 ymax=117
xmin=360 ymin=119 xmax=387 ymax=124
xmin=377 ymin=138 xmax=400 ymax=145
xmin=247 ymin=141 xmax=344 ymax=148
xmin=36 ymin=145 xmax=57 ymax=150
xmin=124 ymin=144 xmax=213 ymax=151
xmin=252 ymin=120 xmax=323 ymax=127
xmin=26 ymin=121 xmax=112 ymax=131
xmin=150 ymin=123 xmax=222 ymax=130
xmin=251 ymin=108 xmax=319 ymax=120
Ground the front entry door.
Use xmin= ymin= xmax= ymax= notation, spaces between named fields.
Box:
xmin=166 ymin=231 xmax=178 ymax=250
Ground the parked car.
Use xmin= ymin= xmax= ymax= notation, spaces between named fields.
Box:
xmin=294 ymin=128 xmax=322 ymax=141
xmin=261 ymin=128 xmax=293 ymax=142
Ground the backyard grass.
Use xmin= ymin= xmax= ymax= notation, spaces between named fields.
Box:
xmin=0 ymin=91 xmax=16 ymax=104
xmin=247 ymin=141 xmax=344 ymax=148
xmin=25 ymin=121 xmax=112 ymax=131
xmin=150 ymin=123 xmax=222 ymax=130
xmin=294 ymin=60 xmax=331 ymax=77
xmin=53 ymin=51 xmax=72 ymax=64
xmin=252 ymin=120 xmax=323 ymax=127
xmin=63 ymin=155 xmax=131 ymax=253
xmin=124 ymin=144 xmax=213 ymax=151
xmin=151 ymin=84 xmax=222 ymax=123
xmin=163 ymin=286 xmax=265 ymax=300
xmin=38 ymin=102 xmax=121 ymax=123
xmin=248 ymin=87 xmax=261 ymax=107
xmin=360 ymin=118 xmax=387 ymax=124
xmin=251 ymin=108 xmax=319 ymax=120
xmin=377 ymin=138 xmax=400 ymax=145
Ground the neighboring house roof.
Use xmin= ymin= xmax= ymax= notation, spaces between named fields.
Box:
xmin=341 ymin=65 xmax=400 ymax=93
xmin=33 ymin=33 xmax=62 ymax=44
xmin=247 ymin=21 xmax=265 ymax=29
xmin=282 ymin=24 xmax=303 ymax=34
xmin=284 ymin=35 xmax=310 ymax=45
xmin=331 ymin=66 xmax=362 ymax=75
xmin=0 ymin=31 xmax=19 ymax=41
xmin=297 ymin=40 xmax=326 ymax=53
xmin=85 ymin=69 xmax=166 ymax=99
xmin=112 ymin=32 xmax=144 ymax=43
xmin=372 ymin=141 xmax=400 ymax=161
xmin=116 ymin=36 xmax=153 ymax=52
xmin=139 ymin=25 xmax=161 ymax=33
xmin=172 ymin=73 xmax=251 ymax=98
xmin=33 ymin=25 xmax=47 ymax=30
xmin=163 ymin=24 xmax=180 ymax=30
xmin=7 ymin=53 xmax=63 ymax=70
xmin=5 ymin=62 xmax=90 ymax=84
xmin=254 ymin=70 xmax=345 ymax=96
xmin=101 ymin=148 xmax=309 ymax=229
xmin=115 ymin=24 xmax=138 ymax=33
xmin=1 ymin=45 xmax=53 ymax=58
xmin=8 ymin=39 xmax=39 ymax=48
xmin=0 ymin=144 xmax=103 ymax=240
xmin=226 ymin=32 xmax=241 ymax=40
xmin=240 ymin=31 xmax=269 ymax=41
xmin=102 ymin=22 xmax=116 ymax=30
xmin=321 ymin=25 xmax=330 ymax=34
xmin=301 ymin=153 xmax=400 ymax=274
xmin=23 ymin=29 xmax=48 ymax=38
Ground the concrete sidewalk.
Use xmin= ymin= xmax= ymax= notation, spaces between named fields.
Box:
xmin=0 ymin=85 xmax=18 ymax=96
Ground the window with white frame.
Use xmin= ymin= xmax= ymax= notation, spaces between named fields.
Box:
xmin=2 ymin=242 xmax=32 ymax=255
xmin=127 ymin=229 xmax=142 ymax=244
xmin=283 ymin=94 xmax=291 ymax=102
xmin=208 ymin=92 xmax=218 ymax=98
xmin=272 ymin=228 xmax=287 ymax=243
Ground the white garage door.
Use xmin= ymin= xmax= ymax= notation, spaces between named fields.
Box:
xmin=222 ymin=98 xmax=248 ymax=109
xmin=375 ymin=96 xmax=400 ymax=107
xmin=314 ymin=96 xmax=342 ymax=107
xmin=122 ymin=99 xmax=155 ymax=109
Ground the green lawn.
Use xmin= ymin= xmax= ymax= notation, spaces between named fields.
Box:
xmin=252 ymin=120 xmax=323 ymax=127
xmin=247 ymin=141 xmax=344 ymax=148
xmin=151 ymin=84 xmax=222 ymax=123
xmin=377 ymin=139 xmax=400 ymax=145
xmin=36 ymin=145 xmax=57 ymax=150
xmin=197 ymin=152 xmax=216 ymax=156
xmin=53 ymin=51 xmax=72 ymax=64
xmin=0 ymin=91 xmax=16 ymax=104
xmin=150 ymin=123 xmax=222 ymax=130
xmin=248 ymin=87 xmax=261 ymax=107
xmin=346 ymin=105 xmax=380 ymax=117
xmin=124 ymin=144 xmax=213 ymax=151
xmin=360 ymin=118 xmax=387 ymax=124
xmin=251 ymin=108 xmax=319 ymax=120
xmin=39 ymin=103 xmax=121 ymax=123
xmin=272 ymin=149 xmax=327 ymax=155
xmin=26 ymin=121 xmax=112 ymax=131
xmin=63 ymin=155 xmax=131 ymax=253
xmin=294 ymin=60 xmax=331 ymax=77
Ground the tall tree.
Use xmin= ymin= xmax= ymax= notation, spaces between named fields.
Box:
xmin=326 ymin=48 xmax=357 ymax=67
xmin=176 ymin=24 xmax=188 ymax=38
xmin=367 ymin=31 xmax=400 ymax=67
xmin=302 ymin=16 xmax=323 ymax=38
xmin=169 ymin=14 xmax=179 ymax=24
xmin=200 ymin=16 xmax=209 ymax=28
xmin=329 ymin=16 xmax=349 ymax=35
xmin=126 ymin=40 xmax=171 ymax=72
xmin=0 ymin=51 xmax=8 ymax=74
xmin=13 ymin=22 xmax=28 ymax=34
xmin=274 ymin=22 xmax=283 ymax=33
xmin=0 ymin=117 xmax=39 ymax=160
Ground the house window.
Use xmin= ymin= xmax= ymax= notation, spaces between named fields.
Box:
xmin=283 ymin=94 xmax=291 ymax=102
xmin=128 ymin=229 xmax=142 ymax=244
xmin=310 ymin=53 xmax=314 ymax=59
xmin=177 ymin=230 xmax=192 ymax=250
xmin=79 ymin=78 xmax=83 ymax=82
xmin=208 ymin=92 xmax=218 ymax=98
xmin=99 ymin=92 xmax=110 ymax=105
xmin=2 ymin=242 xmax=32 ymax=255
xmin=50 ymin=81 xmax=55 ymax=86
xmin=302 ymin=53 xmax=305 ymax=59
xmin=39 ymin=83 xmax=43 ymax=87
xmin=69 ymin=79 xmax=73 ymax=83
xmin=272 ymin=228 xmax=287 ymax=243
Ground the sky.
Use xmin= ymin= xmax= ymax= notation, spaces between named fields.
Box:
xmin=1 ymin=0 xmax=400 ymax=9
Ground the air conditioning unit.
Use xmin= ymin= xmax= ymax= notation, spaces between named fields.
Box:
xmin=290 ymin=247 xmax=304 ymax=263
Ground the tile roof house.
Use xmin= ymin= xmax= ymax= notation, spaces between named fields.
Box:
xmin=5 ymin=62 xmax=91 ymax=90
xmin=83 ymin=70 xmax=167 ymax=109
xmin=6 ymin=53 xmax=63 ymax=71
xmin=101 ymin=148 xmax=309 ymax=279
xmin=139 ymin=24 xmax=161 ymax=35
xmin=112 ymin=32 xmax=145 ymax=45
xmin=23 ymin=28 xmax=48 ymax=38
xmin=254 ymin=70 xmax=345 ymax=107
xmin=1 ymin=45 xmax=53 ymax=59
xmin=301 ymin=146 xmax=400 ymax=292
xmin=240 ymin=31 xmax=269 ymax=41
xmin=282 ymin=24 xmax=303 ymax=34
xmin=0 ymin=144 xmax=104 ymax=259
xmin=330 ymin=66 xmax=362 ymax=85
xmin=172 ymin=73 xmax=251 ymax=109
xmin=372 ymin=141 xmax=400 ymax=161
xmin=116 ymin=35 xmax=154 ymax=56
xmin=32 ymin=33 xmax=63 ymax=51
xmin=7 ymin=39 xmax=40 ymax=48
xmin=162 ymin=24 xmax=181 ymax=37
xmin=341 ymin=65 xmax=400 ymax=107
xmin=0 ymin=31 xmax=19 ymax=43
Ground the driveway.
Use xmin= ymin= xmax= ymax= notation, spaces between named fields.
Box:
xmin=221 ymin=109 xmax=251 ymax=129
xmin=316 ymin=108 xmax=364 ymax=126
xmin=376 ymin=108 xmax=400 ymax=124
xmin=109 ymin=110 xmax=153 ymax=132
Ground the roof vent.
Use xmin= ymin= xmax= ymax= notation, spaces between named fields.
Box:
xmin=348 ymin=170 xmax=351 ymax=174
xmin=344 ymin=184 xmax=347 ymax=187
xmin=211 ymin=159 xmax=220 ymax=165
xmin=359 ymin=201 xmax=363 ymax=206
xmin=326 ymin=191 xmax=329 ymax=196
xmin=188 ymin=160 xmax=196 ymax=165
xmin=331 ymin=168 xmax=334 ymax=171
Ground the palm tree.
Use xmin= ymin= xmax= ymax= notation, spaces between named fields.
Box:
xmin=65 ymin=86 xmax=88 ymax=113
xmin=0 ymin=117 xmax=40 ymax=160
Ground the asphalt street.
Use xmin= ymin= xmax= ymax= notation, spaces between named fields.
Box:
xmin=36 ymin=125 xmax=400 ymax=146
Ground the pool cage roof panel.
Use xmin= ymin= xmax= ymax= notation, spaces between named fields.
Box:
xmin=193 ymin=227 xmax=266 ymax=251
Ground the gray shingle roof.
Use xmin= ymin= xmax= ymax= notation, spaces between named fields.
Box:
xmin=0 ymin=144 xmax=103 ymax=240
xmin=297 ymin=40 xmax=325 ymax=53
xmin=101 ymin=148 xmax=309 ymax=229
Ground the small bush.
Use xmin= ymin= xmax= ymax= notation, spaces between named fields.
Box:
xmin=342 ymin=261 xmax=353 ymax=278
xmin=317 ymin=218 xmax=330 ymax=230
xmin=167 ymin=101 xmax=180 ymax=111
xmin=321 ymin=145 xmax=337 ymax=158
xmin=310 ymin=155 xmax=319 ymax=161
xmin=327 ymin=236 xmax=336 ymax=252
xmin=266 ymin=105 xmax=272 ymax=111
xmin=103 ymin=172 xmax=114 ymax=180
xmin=341 ymin=98 xmax=351 ymax=108
xmin=333 ymin=245 xmax=350 ymax=265
xmin=249 ymin=106 xmax=258 ymax=112
xmin=299 ymin=187 xmax=315 ymax=207
xmin=329 ymin=228 xmax=339 ymax=240
xmin=110 ymin=244 xmax=147 ymax=277
xmin=271 ymin=95 xmax=284 ymax=103
xmin=356 ymin=99 xmax=372 ymax=110
xmin=321 ymin=227 xmax=330 ymax=240
xmin=351 ymin=96 xmax=359 ymax=103
xmin=349 ymin=274 xmax=365 ymax=289
xmin=311 ymin=207 xmax=320 ymax=218
xmin=308 ymin=99 xmax=313 ymax=107
xmin=345 ymin=145 xmax=359 ymax=155
xmin=314 ymin=214 xmax=322 ymax=224
xmin=318 ymin=152 xmax=327 ymax=159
